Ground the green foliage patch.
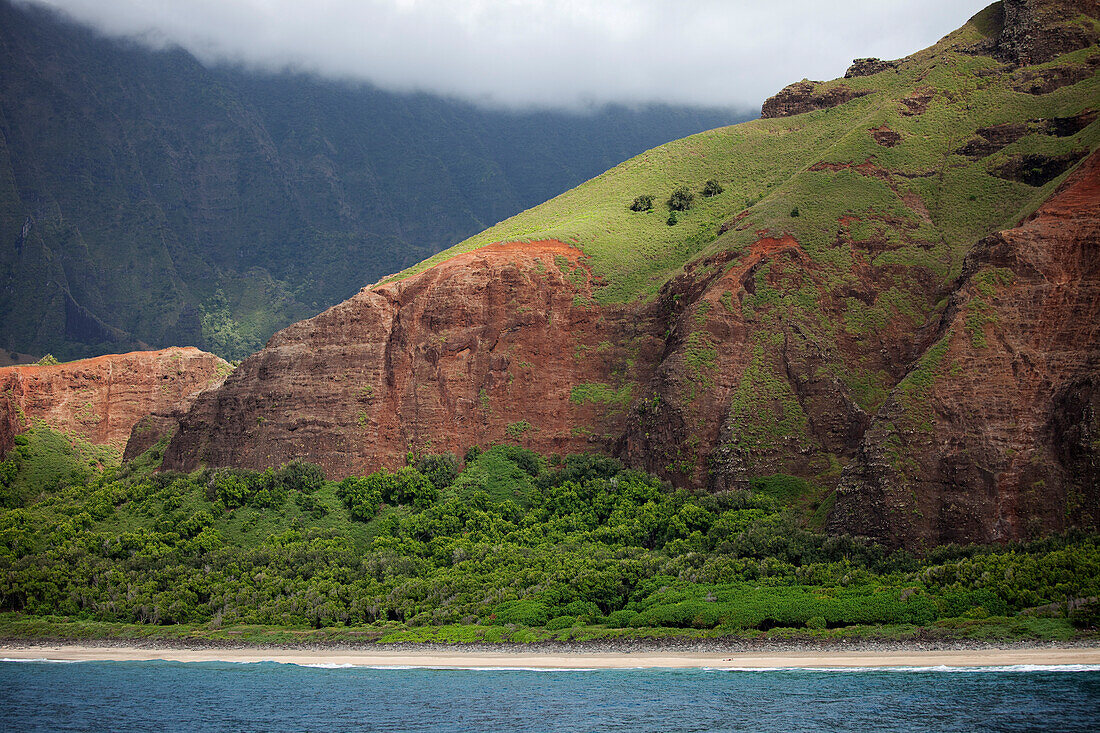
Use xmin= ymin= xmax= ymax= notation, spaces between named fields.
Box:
xmin=1 ymin=440 xmax=1097 ymax=641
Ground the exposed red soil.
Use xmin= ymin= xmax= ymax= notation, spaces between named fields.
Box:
xmin=898 ymin=86 xmax=935 ymax=116
xmin=869 ymin=125 xmax=902 ymax=147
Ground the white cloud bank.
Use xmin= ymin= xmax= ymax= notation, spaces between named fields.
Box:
xmin=25 ymin=0 xmax=992 ymax=110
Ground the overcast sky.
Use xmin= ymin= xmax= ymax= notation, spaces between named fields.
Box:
xmin=26 ymin=0 xmax=992 ymax=110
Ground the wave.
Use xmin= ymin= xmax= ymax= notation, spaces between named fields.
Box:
xmin=1 ymin=658 xmax=83 ymax=664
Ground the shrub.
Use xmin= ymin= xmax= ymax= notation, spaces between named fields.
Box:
xmin=417 ymin=453 xmax=459 ymax=491
xmin=546 ymin=615 xmax=576 ymax=630
xmin=667 ymin=212 xmax=678 ymax=226
xmin=491 ymin=445 xmax=542 ymax=477
xmin=383 ymin=467 xmax=438 ymax=508
xmin=205 ymin=468 xmax=286 ymax=509
xmin=1069 ymin=599 xmax=1100 ymax=629
xmin=702 ymin=179 xmax=724 ymax=197
xmin=667 ymin=186 xmax=694 ymax=211
xmin=805 ymin=615 xmax=827 ymax=629
xmin=493 ymin=599 xmax=549 ymax=626
xmin=335 ymin=475 xmax=383 ymax=520
xmin=276 ymin=461 xmax=325 ymax=494
xmin=606 ymin=609 xmax=639 ymax=628
xmin=36 ymin=354 xmax=60 ymax=366
xmin=629 ymin=194 xmax=654 ymax=212
xmin=562 ymin=600 xmax=602 ymax=621
xmin=790 ymin=207 xmax=800 ymax=217
xmin=294 ymin=492 xmax=327 ymax=519
xmin=506 ymin=420 xmax=532 ymax=440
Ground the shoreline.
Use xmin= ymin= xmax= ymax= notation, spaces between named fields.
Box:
xmin=4 ymin=640 xmax=1100 ymax=670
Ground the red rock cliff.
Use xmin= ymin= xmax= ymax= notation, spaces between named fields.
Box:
xmin=164 ymin=242 xmax=645 ymax=476
xmin=830 ymin=151 xmax=1100 ymax=547
xmin=0 ymin=347 xmax=231 ymax=457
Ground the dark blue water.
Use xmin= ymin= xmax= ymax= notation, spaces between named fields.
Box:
xmin=2 ymin=660 xmax=1098 ymax=732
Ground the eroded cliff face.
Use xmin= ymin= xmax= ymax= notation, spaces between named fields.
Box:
xmin=159 ymin=0 xmax=1099 ymax=549
xmin=619 ymin=228 xmax=931 ymax=489
xmin=0 ymin=347 xmax=230 ymax=457
xmin=830 ymin=151 xmax=1100 ymax=547
xmin=164 ymin=242 xmax=647 ymax=476
xmin=969 ymin=0 xmax=1100 ymax=66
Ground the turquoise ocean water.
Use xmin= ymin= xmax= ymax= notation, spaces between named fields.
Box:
xmin=2 ymin=660 xmax=1098 ymax=731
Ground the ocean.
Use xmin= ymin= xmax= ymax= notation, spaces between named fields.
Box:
xmin=2 ymin=660 xmax=1098 ymax=732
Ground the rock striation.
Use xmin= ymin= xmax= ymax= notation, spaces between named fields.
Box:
xmin=831 ymin=151 xmax=1100 ymax=547
xmin=0 ymin=347 xmax=230 ymax=457
xmin=164 ymin=243 xmax=641 ymax=476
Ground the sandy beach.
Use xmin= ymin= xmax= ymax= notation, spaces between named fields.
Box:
xmin=4 ymin=644 xmax=1099 ymax=669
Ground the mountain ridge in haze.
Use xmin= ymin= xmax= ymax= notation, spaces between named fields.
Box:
xmin=0 ymin=0 xmax=744 ymax=361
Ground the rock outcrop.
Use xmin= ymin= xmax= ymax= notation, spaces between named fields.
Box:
xmin=831 ymin=151 xmax=1100 ymax=547
xmin=0 ymin=347 xmax=230 ymax=457
xmin=845 ymin=58 xmax=898 ymax=78
xmin=970 ymin=0 xmax=1100 ymax=66
xmin=760 ymin=80 xmax=870 ymax=119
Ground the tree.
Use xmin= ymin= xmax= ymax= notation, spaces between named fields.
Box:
xmin=629 ymin=194 xmax=654 ymax=212
xmin=702 ymin=179 xmax=724 ymax=197
xmin=667 ymin=186 xmax=694 ymax=211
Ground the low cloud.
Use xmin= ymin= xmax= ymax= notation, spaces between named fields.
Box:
xmin=25 ymin=0 xmax=991 ymax=110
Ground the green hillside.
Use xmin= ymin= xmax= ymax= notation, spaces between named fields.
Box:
xmin=0 ymin=0 xmax=741 ymax=361
xmin=2 ymin=430 xmax=1096 ymax=641
xmin=396 ymin=7 xmax=1099 ymax=308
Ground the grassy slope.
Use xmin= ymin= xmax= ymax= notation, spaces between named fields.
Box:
xmin=0 ymin=425 xmax=120 ymax=508
xmin=390 ymin=10 xmax=1100 ymax=308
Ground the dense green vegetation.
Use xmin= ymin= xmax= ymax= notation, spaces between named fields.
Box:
xmin=1 ymin=429 xmax=1096 ymax=643
xmin=0 ymin=0 xmax=740 ymax=361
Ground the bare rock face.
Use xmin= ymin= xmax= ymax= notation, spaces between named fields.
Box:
xmin=845 ymin=58 xmax=897 ymax=78
xmin=976 ymin=0 xmax=1100 ymax=66
xmin=830 ymin=151 xmax=1100 ymax=548
xmin=1010 ymin=55 xmax=1100 ymax=94
xmin=621 ymin=225 xmax=930 ymax=490
xmin=760 ymin=80 xmax=871 ymax=119
xmin=163 ymin=242 xmax=639 ymax=476
xmin=956 ymin=112 xmax=1097 ymax=157
xmin=0 ymin=348 xmax=230 ymax=457
xmin=990 ymin=150 xmax=1089 ymax=186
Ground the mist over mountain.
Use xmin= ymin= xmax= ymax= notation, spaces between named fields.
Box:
xmin=0 ymin=0 xmax=744 ymax=361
